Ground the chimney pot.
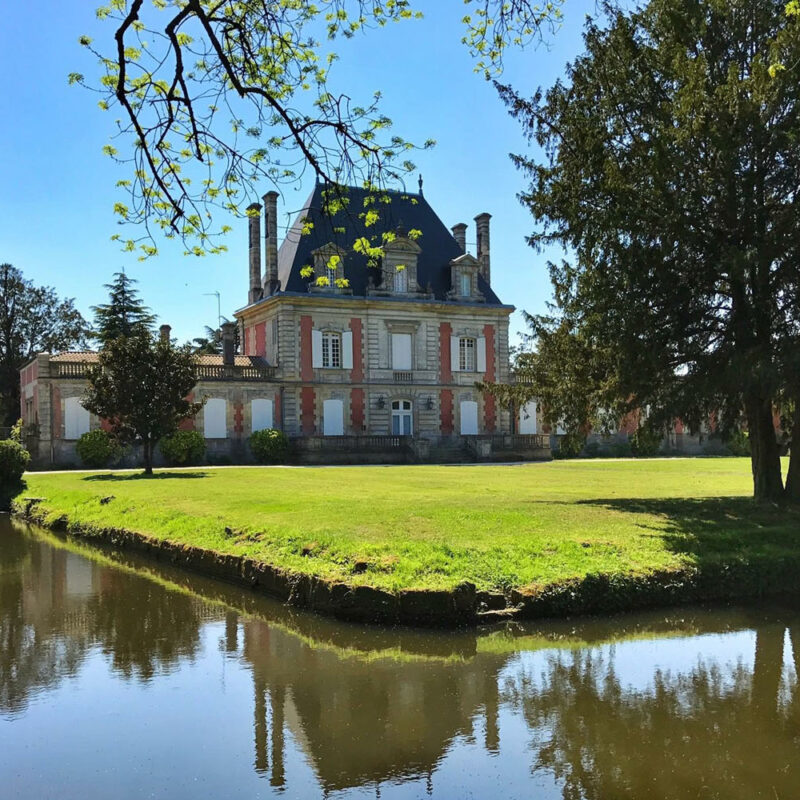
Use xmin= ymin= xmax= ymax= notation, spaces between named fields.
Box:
xmin=159 ymin=324 xmax=171 ymax=343
xmin=263 ymin=191 xmax=280 ymax=295
xmin=451 ymin=222 xmax=468 ymax=254
xmin=247 ymin=202 xmax=262 ymax=305
xmin=474 ymin=212 xmax=491 ymax=285
xmin=221 ymin=321 xmax=236 ymax=367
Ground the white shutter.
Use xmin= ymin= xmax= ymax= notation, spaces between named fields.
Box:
xmin=204 ymin=398 xmax=227 ymax=439
xmin=342 ymin=330 xmax=353 ymax=370
xmin=520 ymin=400 xmax=537 ymax=434
xmin=476 ymin=336 xmax=487 ymax=373
xmin=450 ymin=335 xmax=460 ymax=373
xmin=311 ymin=328 xmax=323 ymax=368
xmin=460 ymin=401 xmax=479 ymax=435
xmin=391 ymin=333 xmax=412 ymax=370
xmin=323 ymin=399 xmax=344 ymax=435
xmin=64 ymin=397 xmax=90 ymax=439
xmin=251 ymin=398 xmax=274 ymax=432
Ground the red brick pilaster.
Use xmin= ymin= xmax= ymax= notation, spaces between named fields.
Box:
xmin=440 ymin=389 xmax=453 ymax=435
xmin=254 ymin=322 xmax=266 ymax=358
xmin=483 ymin=323 xmax=496 ymax=382
xmin=349 ymin=317 xmax=364 ymax=382
xmin=351 ymin=388 xmax=364 ymax=431
xmin=440 ymin=322 xmax=452 ymax=383
xmin=484 ymin=395 xmax=496 ymax=433
xmin=301 ymin=387 xmax=316 ymax=434
xmin=233 ymin=402 xmax=244 ymax=436
xmin=52 ymin=385 xmax=62 ymax=439
xmin=300 ymin=315 xmax=313 ymax=382
xmin=243 ymin=326 xmax=252 ymax=356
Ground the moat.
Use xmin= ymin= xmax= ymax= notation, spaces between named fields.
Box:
xmin=2 ymin=516 xmax=799 ymax=799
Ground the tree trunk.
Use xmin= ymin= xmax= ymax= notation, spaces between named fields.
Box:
xmin=785 ymin=398 xmax=800 ymax=504
xmin=745 ymin=394 xmax=783 ymax=503
xmin=143 ymin=438 xmax=153 ymax=476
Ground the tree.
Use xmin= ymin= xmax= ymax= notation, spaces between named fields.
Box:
xmin=83 ymin=332 xmax=202 ymax=474
xmin=91 ymin=271 xmax=156 ymax=345
xmin=0 ymin=264 xmax=88 ymax=427
xmin=70 ymin=1 xmax=562 ymax=258
xmin=192 ymin=316 xmax=238 ymax=354
xmin=496 ymin=0 xmax=800 ymax=502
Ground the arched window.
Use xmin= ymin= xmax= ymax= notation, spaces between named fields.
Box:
xmin=391 ymin=400 xmax=413 ymax=435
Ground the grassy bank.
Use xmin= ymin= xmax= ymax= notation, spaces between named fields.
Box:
xmin=16 ymin=459 xmax=798 ymax=599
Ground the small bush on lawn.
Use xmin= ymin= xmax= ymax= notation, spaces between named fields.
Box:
xmin=76 ymin=430 xmax=122 ymax=468
xmin=250 ymin=428 xmax=289 ymax=464
xmin=630 ymin=426 xmax=662 ymax=457
xmin=159 ymin=430 xmax=206 ymax=466
xmin=0 ymin=439 xmax=30 ymax=509
xmin=727 ymin=430 xmax=751 ymax=457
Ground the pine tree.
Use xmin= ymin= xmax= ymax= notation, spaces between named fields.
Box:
xmin=91 ymin=272 xmax=156 ymax=345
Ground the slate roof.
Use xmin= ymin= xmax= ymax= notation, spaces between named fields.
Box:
xmin=275 ymin=184 xmax=504 ymax=305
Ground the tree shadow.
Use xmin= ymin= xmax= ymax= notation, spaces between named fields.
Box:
xmin=83 ymin=471 xmax=210 ymax=482
xmin=576 ymin=496 xmax=800 ymax=565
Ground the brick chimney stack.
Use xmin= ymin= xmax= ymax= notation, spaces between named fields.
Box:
xmin=474 ymin=212 xmax=491 ymax=285
xmin=247 ymin=202 xmax=262 ymax=305
xmin=451 ymin=222 xmax=467 ymax=254
xmin=159 ymin=324 xmax=171 ymax=343
xmin=221 ymin=321 xmax=236 ymax=367
xmin=263 ymin=191 xmax=280 ymax=295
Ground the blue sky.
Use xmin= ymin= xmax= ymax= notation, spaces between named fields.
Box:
xmin=0 ymin=0 xmax=597 ymax=347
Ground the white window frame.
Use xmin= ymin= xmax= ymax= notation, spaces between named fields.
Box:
xmin=321 ymin=331 xmax=341 ymax=369
xmin=459 ymin=337 xmax=476 ymax=372
xmin=394 ymin=266 xmax=408 ymax=293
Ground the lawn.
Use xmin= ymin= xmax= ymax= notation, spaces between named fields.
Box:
xmin=17 ymin=458 xmax=799 ymax=593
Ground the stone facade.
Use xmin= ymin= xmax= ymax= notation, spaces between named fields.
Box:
xmin=20 ymin=184 xmax=551 ymax=466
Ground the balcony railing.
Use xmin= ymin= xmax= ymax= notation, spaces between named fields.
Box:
xmin=487 ymin=433 xmax=550 ymax=451
xmin=393 ymin=371 xmax=413 ymax=383
xmin=53 ymin=361 xmax=276 ymax=382
xmin=292 ymin=435 xmax=410 ymax=452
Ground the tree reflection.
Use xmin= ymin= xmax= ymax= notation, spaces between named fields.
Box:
xmin=503 ymin=622 xmax=800 ymax=800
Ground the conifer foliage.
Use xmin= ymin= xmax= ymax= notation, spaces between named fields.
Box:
xmin=90 ymin=272 xmax=156 ymax=345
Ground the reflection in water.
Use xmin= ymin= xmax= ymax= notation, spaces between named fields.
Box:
xmin=1 ymin=517 xmax=800 ymax=799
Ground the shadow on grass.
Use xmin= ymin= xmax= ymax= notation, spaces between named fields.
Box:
xmin=83 ymin=471 xmax=210 ymax=482
xmin=576 ymin=496 xmax=800 ymax=563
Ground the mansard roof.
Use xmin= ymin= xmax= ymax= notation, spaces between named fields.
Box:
xmin=276 ymin=184 xmax=504 ymax=305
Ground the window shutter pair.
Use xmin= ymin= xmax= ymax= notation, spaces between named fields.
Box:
xmin=450 ymin=335 xmax=487 ymax=372
xmin=311 ymin=328 xmax=353 ymax=369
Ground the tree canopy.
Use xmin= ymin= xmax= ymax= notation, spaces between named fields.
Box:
xmin=91 ymin=271 xmax=156 ymax=345
xmin=71 ymin=0 xmax=562 ymax=258
xmin=495 ymin=0 xmax=800 ymax=502
xmin=83 ymin=331 xmax=202 ymax=474
xmin=0 ymin=264 xmax=88 ymax=428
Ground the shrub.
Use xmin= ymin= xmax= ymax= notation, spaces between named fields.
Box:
xmin=555 ymin=431 xmax=585 ymax=459
xmin=609 ymin=440 xmax=633 ymax=458
xmin=76 ymin=429 xmax=122 ymax=468
xmin=159 ymin=430 xmax=206 ymax=466
xmin=583 ymin=441 xmax=601 ymax=458
xmin=250 ymin=428 xmax=289 ymax=464
xmin=630 ymin=426 xmax=662 ymax=457
xmin=0 ymin=439 xmax=30 ymax=509
xmin=726 ymin=430 xmax=751 ymax=457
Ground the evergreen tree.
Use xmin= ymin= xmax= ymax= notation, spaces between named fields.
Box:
xmin=497 ymin=0 xmax=800 ymax=502
xmin=91 ymin=272 xmax=156 ymax=345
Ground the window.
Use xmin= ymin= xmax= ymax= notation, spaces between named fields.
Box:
xmin=391 ymin=400 xmax=413 ymax=435
xmin=322 ymin=331 xmax=341 ymax=368
xmin=64 ymin=397 xmax=90 ymax=440
xmin=323 ymin=398 xmax=344 ymax=436
xmin=394 ymin=266 xmax=408 ymax=293
xmin=391 ymin=332 xmax=412 ymax=371
xmin=204 ymin=398 xmax=227 ymax=438
xmin=460 ymin=272 xmax=471 ymax=297
xmin=326 ymin=264 xmax=338 ymax=287
xmin=251 ymin=398 xmax=274 ymax=432
xmin=459 ymin=337 xmax=476 ymax=372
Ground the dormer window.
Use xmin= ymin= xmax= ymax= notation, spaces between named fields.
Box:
xmin=310 ymin=243 xmax=348 ymax=293
xmin=395 ymin=266 xmax=408 ymax=293
xmin=460 ymin=272 xmax=471 ymax=297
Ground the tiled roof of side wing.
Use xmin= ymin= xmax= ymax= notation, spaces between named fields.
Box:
xmin=276 ymin=184 xmax=503 ymax=304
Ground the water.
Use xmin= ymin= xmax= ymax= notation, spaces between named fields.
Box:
xmin=1 ymin=516 xmax=799 ymax=800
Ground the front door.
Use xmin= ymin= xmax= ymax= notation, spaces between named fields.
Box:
xmin=460 ymin=400 xmax=478 ymax=435
xmin=391 ymin=400 xmax=412 ymax=435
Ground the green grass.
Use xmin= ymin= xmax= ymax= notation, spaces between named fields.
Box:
xmin=18 ymin=458 xmax=799 ymax=593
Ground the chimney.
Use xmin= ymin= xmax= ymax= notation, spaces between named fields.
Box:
xmin=159 ymin=324 xmax=171 ymax=343
xmin=474 ymin=212 xmax=491 ymax=284
xmin=451 ymin=222 xmax=467 ymax=254
xmin=247 ymin=202 xmax=262 ymax=305
xmin=263 ymin=191 xmax=280 ymax=295
xmin=221 ymin=321 xmax=236 ymax=367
